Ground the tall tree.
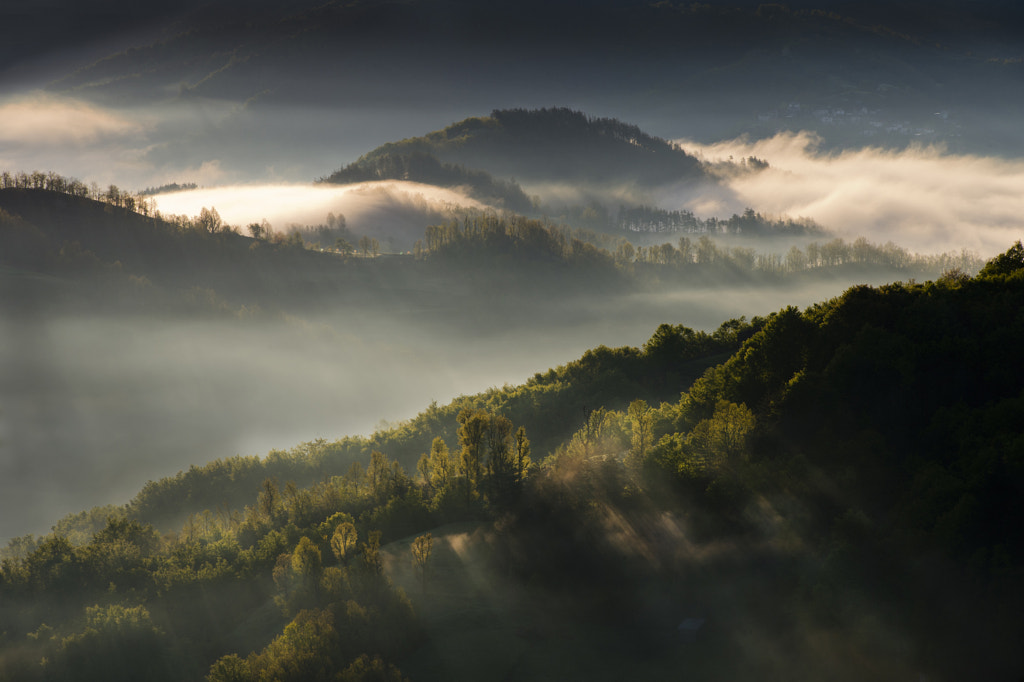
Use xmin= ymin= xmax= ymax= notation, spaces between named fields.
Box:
xmin=411 ymin=533 xmax=433 ymax=594
xmin=457 ymin=409 xmax=489 ymax=501
xmin=628 ymin=399 xmax=653 ymax=468
xmin=330 ymin=522 xmax=358 ymax=567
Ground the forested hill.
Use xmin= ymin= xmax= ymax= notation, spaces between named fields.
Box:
xmin=319 ymin=151 xmax=535 ymax=213
xmin=3 ymin=243 xmax=1023 ymax=680
xmin=5 ymin=242 xmax=1022 ymax=681
xmin=321 ymin=108 xmax=709 ymax=188
xmin=0 ymin=187 xmax=352 ymax=312
xmin=0 ymin=186 xmax=632 ymax=313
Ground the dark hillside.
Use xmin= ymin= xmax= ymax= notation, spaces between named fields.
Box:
xmin=320 ymin=151 xmax=534 ymax=213
xmin=631 ymin=246 xmax=1024 ymax=679
xmin=0 ymin=188 xmax=354 ymax=308
xmin=324 ymin=108 xmax=708 ymax=187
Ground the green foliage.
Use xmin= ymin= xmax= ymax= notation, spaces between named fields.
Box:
xmin=10 ymin=237 xmax=1024 ymax=681
xmin=338 ymin=655 xmax=409 ymax=682
xmin=49 ymin=604 xmax=173 ymax=682
xmin=331 ymin=522 xmax=358 ymax=565
xmin=410 ymin=533 xmax=432 ymax=594
xmin=977 ymin=239 xmax=1024 ymax=278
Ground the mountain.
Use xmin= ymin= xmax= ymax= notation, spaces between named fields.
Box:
xmin=322 ymin=108 xmax=707 ymax=189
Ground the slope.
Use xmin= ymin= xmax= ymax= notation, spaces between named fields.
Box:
xmin=322 ymin=108 xmax=707 ymax=188
xmin=3 ymin=244 xmax=1023 ymax=681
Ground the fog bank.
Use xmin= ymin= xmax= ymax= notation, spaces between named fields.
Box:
xmin=151 ymin=182 xmax=483 ymax=241
xmin=673 ymin=132 xmax=1024 ymax=257
xmin=0 ymin=277 xmax=869 ymax=541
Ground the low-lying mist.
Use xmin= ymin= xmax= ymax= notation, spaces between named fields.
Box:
xmin=673 ymin=131 xmax=1024 ymax=257
xmin=150 ymin=181 xmax=484 ymax=248
xmin=1 ymin=277 xmax=875 ymax=542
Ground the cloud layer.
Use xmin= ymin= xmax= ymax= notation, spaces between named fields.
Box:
xmin=150 ymin=181 xmax=485 ymax=245
xmin=0 ymin=93 xmax=144 ymax=147
xmin=673 ymin=132 xmax=1024 ymax=257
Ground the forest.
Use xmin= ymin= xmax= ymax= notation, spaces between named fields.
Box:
xmin=3 ymin=0 xmax=1024 ymax=678
xmin=2 ymin=196 xmax=1022 ymax=678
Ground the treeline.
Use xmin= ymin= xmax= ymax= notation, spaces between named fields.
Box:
xmin=1 ymin=170 xmax=159 ymax=217
xmin=419 ymin=213 xmax=615 ymax=271
xmin=626 ymin=234 xmax=983 ymax=276
xmin=139 ymin=182 xmax=198 ymax=196
xmin=417 ymin=211 xmax=984 ymax=280
xmin=618 ymin=205 xmax=821 ymax=236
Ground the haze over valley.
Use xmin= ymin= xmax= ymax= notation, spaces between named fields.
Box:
xmin=1 ymin=1 xmax=1022 ymax=681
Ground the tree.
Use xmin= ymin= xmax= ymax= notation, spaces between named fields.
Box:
xmin=369 ymin=450 xmax=390 ymax=502
xmin=360 ymin=530 xmax=383 ymax=577
xmin=245 ymin=609 xmax=340 ymax=682
xmin=410 ymin=533 xmax=432 ymax=594
xmin=785 ymin=245 xmax=807 ymax=272
xmin=627 ymin=399 xmax=653 ymax=468
xmin=331 ymin=522 xmax=358 ymax=566
xmin=686 ymin=400 xmax=756 ymax=469
xmin=248 ymin=221 xmax=269 ymax=240
xmin=514 ymin=426 xmax=532 ymax=483
xmin=258 ymin=478 xmax=280 ymax=521
xmin=291 ymin=537 xmax=323 ymax=584
xmin=614 ymin=241 xmax=635 ymax=265
xmin=327 ymin=212 xmax=346 ymax=231
xmin=696 ymin=236 xmax=718 ymax=264
xmin=207 ymin=653 xmax=249 ymax=682
xmin=457 ymin=409 xmax=489 ymax=500
xmin=486 ymin=414 xmax=513 ymax=478
xmin=978 ymin=240 xmax=1024 ymax=277
xmin=427 ymin=437 xmax=453 ymax=493
xmin=338 ymin=655 xmax=409 ymax=682
xmin=197 ymin=206 xmax=224 ymax=234
xmin=55 ymin=604 xmax=170 ymax=682
xmin=567 ymin=407 xmax=609 ymax=460
xmin=678 ymin=236 xmax=693 ymax=263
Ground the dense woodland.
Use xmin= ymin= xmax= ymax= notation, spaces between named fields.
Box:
xmin=1 ymin=216 xmax=1022 ymax=678
xmin=4 ymin=4 xmax=1024 ymax=676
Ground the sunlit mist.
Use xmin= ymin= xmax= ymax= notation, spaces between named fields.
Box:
xmin=151 ymin=181 xmax=485 ymax=236
xmin=0 ymin=92 xmax=144 ymax=147
xmin=673 ymin=132 xmax=1024 ymax=257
